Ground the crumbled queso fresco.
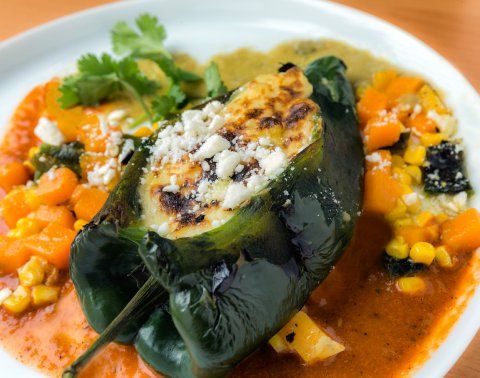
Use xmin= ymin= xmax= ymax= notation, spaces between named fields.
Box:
xmin=147 ymin=100 xmax=288 ymax=210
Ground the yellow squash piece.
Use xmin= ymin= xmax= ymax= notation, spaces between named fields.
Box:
xmin=270 ymin=311 xmax=345 ymax=364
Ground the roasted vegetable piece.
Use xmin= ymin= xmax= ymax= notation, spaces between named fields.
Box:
xmin=423 ymin=141 xmax=470 ymax=194
xmin=383 ymin=253 xmax=426 ymax=278
xmin=31 ymin=142 xmax=84 ymax=178
xmin=66 ymin=57 xmax=364 ymax=378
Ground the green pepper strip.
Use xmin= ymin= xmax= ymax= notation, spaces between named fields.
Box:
xmin=62 ymin=276 xmax=163 ymax=378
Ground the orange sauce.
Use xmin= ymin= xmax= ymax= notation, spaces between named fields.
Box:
xmin=0 ymin=43 xmax=477 ymax=377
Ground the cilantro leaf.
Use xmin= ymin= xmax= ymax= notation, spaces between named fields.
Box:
xmin=151 ymin=83 xmax=187 ymax=122
xmin=112 ymin=13 xmax=169 ymax=57
xmin=58 ymin=54 xmax=158 ymax=109
xmin=204 ymin=62 xmax=227 ymax=97
xmin=151 ymin=96 xmax=176 ymax=121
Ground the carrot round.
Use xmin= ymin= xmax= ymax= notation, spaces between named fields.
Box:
xmin=23 ymin=223 xmax=76 ymax=269
xmin=29 ymin=205 xmax=75 ymax=229
xmin=0 ymin=189 xmax=32 ymax=228
xmin=36 ymin=167 xmax=78 ymax=206
xmin=363 ymin=113 xmax=402 ymax=152
xmin=357 ymin=87 xmax=388 ymax=125
xmin=73 ymin=187 xmax=108 ymax=222
xmin=442 ymin=209 xmax=480 ymax=253
xmin=0 ymin=236 xmax=30 ymax=274
xmin=363 ymin=170 xmax=403 ymax=214
xmin=0 ymin=161 xmax=30 ymax=192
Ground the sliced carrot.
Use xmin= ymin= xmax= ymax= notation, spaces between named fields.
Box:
xmin=363 ymin=113 xmax=402 ymax=152
xmin=441 ymin=209 xmax=480 ymax=253
xmin=79 ymin=153 xmax=109 ymax=181
xmin=36 ymin=167 xmax=78 ymax=206
xmin=372 ymin=70 xmax=397 ymax=92
xmin=0 ymin=236 xmax=31 ymax=274
xmin=73 ymin=187 xmax=108 ymax=222
xmin=357 ymin=87 xmax=388 ymax=125
xmin=23 ymin=223 xmax=76 ymax=269
xmin=29 ymin=205 xmax=75 ymax=229
xmin=78 ymin=114 xmax=119 ymax=153
xmin=385 ymin=76 xmax=424 ymax=105
xmin=45 ymin=79 xmax=84 ymax=142
xmin=395 ymin=225 xmax=433 ymax=247
xmin=0 ymin=189 xmax=32 ymax=228
xmin=363 ymin=170 xmax=403 ymax=214
xmin=365 ymin=150 xmax=392 ymax=173
xmin=0 ymin=161 xmax=30 ymax=192
xmin=70 ymin=184 xmax=88 ymax=206
xmin=407 ymin=112 xmax=437 ymax=134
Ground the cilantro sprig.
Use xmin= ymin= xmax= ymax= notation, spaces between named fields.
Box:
xmin=59 ymin=54 xmax=157 ymax=118
xmin=59 ymin=13 xmax=225 ymax=124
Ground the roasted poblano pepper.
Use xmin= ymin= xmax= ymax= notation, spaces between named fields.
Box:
xmin=66 ymin=57 xmax=364 ymax=377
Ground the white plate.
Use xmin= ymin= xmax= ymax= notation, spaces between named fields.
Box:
xmin=0 ymin=0 xmax=479 ymax=376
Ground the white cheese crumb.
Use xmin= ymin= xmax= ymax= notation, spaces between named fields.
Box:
xmin=427 ymin=110 xmax=457 ymax=136
xmin=222 ymin=182 xmax=253 ymax=209
xmin=34 ymin=117 xmax=65 ymax=146
xmin=194 ymin=134 xmax=230 ymax=161
xmin=0 ymin=288 xmax=12 ymax=305
xmin=402 ymin=192 xmax=418 ymax=206
xmin=201 ymin=161 xmax=211 ymax=171
xmin=163 ymin=184 xmax=180 ymax=193
xmin=156 ymin=222 xmax=170 ymax=235
xmin=107 ymin=109 xmax=128 ymax=126
xmin=259 ymin=148 xmax=287 ymax=176
xmin=214 ymin=150 xmax=242 ymax=179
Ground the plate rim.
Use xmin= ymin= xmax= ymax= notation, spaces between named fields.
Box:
xmin=0 ymin=0 xmax=479 ymax=377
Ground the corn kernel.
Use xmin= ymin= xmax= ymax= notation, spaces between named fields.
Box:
xmin=15 ymin=217 xmax=42 ymax=237
xmin=435 ymin=246 xmax=453 ymax=268
xmin=409 ymin=242 xmax=435 ymax=265
xmin=269 ymin=334 xmax=290 ymax=353
xmin=6 ymin=229 xmax=22 ymax=239
xmin=405 ymin=165 xmax=422 ymax=184
xmin=385 ymin=201 xmax=407 ymax=222
xmin=393 ymin=217 xmax=415 ymax=228
xmin=393 ymin=167 xmax=412 ymax=185
xmin=17 ymin=257 xmax=45 ymax=287
xmin=436 ymin=213 xmax=450 ymax=224
xmin=2 ymin=286 xmax=31 ymax=314
xmin=402 ymin=192 xmax=421 ymax=214
xmin=31 ymin=285 xmax=60 ymax=307
xmin=391 ymin=155 xmax=405 ymax=168
xmin=415 ymin=211 xmax=435 ymax=227
xmin=74 ymin=219 xmax=89 ymax=231
xmin=397 ymin=277 xmax=426 ymax=295
xmin=401 ymin=183 xmax=413 ymax=195
xmin=403 ymin=145 xmax=426 ymax=166
xmin=28 ymin=146 xmax=39 ymax=159
xmin=25 ymin=189 xmax=42 ymax=210
xmin=45 ymin=265 xmax=60 ymax=286
xmin=133 ymin=126 xmax=153 ymax=138
xmin=385 ymin=236 xmax=409 ymax=259
xmin=420 ymin=133 xmax=446 ymax=147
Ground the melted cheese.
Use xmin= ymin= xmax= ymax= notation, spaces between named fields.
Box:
xmin=139 ymin=67 xmax=320 ymax=239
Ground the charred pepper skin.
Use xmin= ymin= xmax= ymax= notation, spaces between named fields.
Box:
xmin=69 ymin=57 xmax=364 ymax=377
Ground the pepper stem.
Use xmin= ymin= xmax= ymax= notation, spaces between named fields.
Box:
xmin=62 ymin=276 xmax=161 ymax=377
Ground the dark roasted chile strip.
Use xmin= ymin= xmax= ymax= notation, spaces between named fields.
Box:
xmin=423 ymin=141 xmax=471 ymax=194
